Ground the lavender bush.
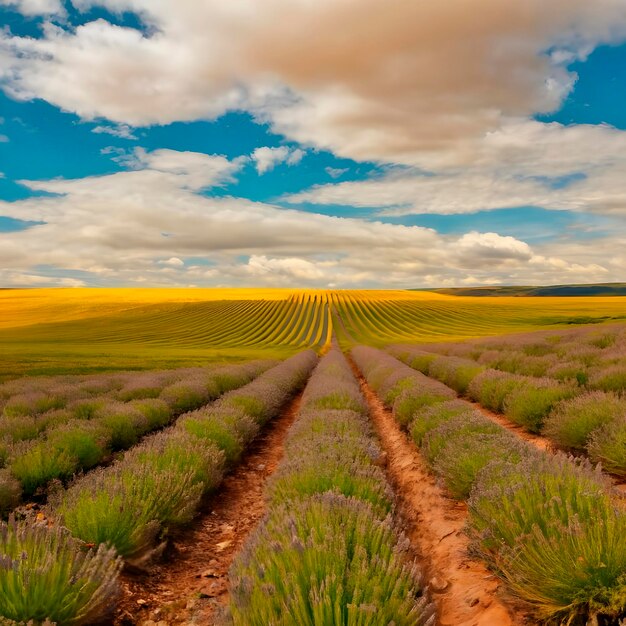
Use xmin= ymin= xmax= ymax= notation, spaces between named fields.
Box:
xmin=468 ymin=455 xmax=626 ymax=623
xmin=229 ymin=348 xmax=434 ymax=625
xmin=544 ymin=391 xmax=626 ymax=453
xmin=0 ymin=515 xmax=121 ymax=624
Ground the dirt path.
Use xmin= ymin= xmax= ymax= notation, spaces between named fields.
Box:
xmin=348 ymin=358 xmax=530 ymax=626
xmin=113 ymin=393 xmax=303 ymax=626
xmin=469 ymin=401 xmax=552 ymax=452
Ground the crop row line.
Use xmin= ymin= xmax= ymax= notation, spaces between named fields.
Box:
xmin=228 ymin=346 xmax=435 ymax=625
xmin=390 ymin=345 xmax=626 ymax=477
xmin=0 ymin=350 xmax=317 ymax=625
xmin=352 ymin=346 xmax=626 ymax=624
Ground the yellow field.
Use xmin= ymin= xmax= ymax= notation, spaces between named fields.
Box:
xmin=1 ymin=288 xmax=625 ymax=378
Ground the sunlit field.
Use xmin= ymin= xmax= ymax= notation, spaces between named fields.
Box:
xmin=1 ymin=288 xmax=626 ymax=625
xmin=1 ymin=288 xmax=625 ymax=379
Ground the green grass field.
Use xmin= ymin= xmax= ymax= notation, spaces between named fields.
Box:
xmin=1 ymin=288 xmax=625 ymax=379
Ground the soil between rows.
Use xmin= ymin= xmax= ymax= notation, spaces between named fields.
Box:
xmin=113 ymin=392 xmax=303 ymax=626
xmin=348 ymin=357 xmax=532 ymax=626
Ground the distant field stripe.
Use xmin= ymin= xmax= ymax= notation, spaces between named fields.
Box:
xmin=263 ymin=297 xmax=301 ymax=345
xmin=215 ymin=301 xmax=281 ymax=346
xmin=282 ymin=294 xmax=314 ymax=346
xmin=305 ymin=296 xmax=326 ymax=347
xmin=294 ymin=295 xmax=318 ymax=346
xmin=234 ymin=301 xmax=289 ymax=346
xmin=244 ymin=300 xmax=292 ymax=346
xmin=334 ymin=296 xmax=362 ymax=341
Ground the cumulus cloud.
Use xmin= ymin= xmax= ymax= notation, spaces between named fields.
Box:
xmin=2 ymin=0 xmax=626 ymax=164
xmin=91 ymin=124 xmax=137 ymax=139
xmin=0 ymin=148 xmax=621 ymax=287
xmin=285 ymin=120 xmax=626 ymax=216
xmin=0 ymin=0 xmax=63 ymax=15
xmin=251 ymin=146 xmax=304 ymax=174
xmin=158 ymin=257 xmax=184 ymax=267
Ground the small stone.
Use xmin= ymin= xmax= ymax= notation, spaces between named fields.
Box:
xmin=468 ymin=597 xmax=480 ymax=607
xmin=202 ymin=569 xmax=219 ymax=578
xmin=257 ymin=463 xmax=266 ymax=471
xmin=215 ymin=540 xmax=232 ymax=551
xmin=137 ymin=599 xmax=148 ymax=606
xmin=429 ymin=576 xmax=450 ymax=593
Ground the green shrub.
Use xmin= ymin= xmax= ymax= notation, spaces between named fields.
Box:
xmin=308 ymin=391 xmax=365 ymax=413
xmin=269 ymin=444 xmax=393 ymax=518
xmin=159 ymin=380 xmax=210 ymax=413
xmin=181 ymin=410 xmax=257 ymax=465
xmin=55 ymin=466 xmax=171 ymax=559
xmin=587 ymin=418 xmax=626 ymax=477
xmin=10 ymin=443 xmax=77 ymax=496
xmin=543 ymin=392 xmax=625 ymax=452
xmin=433 ymin=432 xmax=528 ymax=499
xmin=0 ymin=516 xmax=121 ymax=625
xmin=588 ymin=364 xmax=626 ymax=393
xmin=503 ymin=380 xmax=576 ymax=433
xmin=219 ymin=394 xmax=266 ymax=422
xmin=393 ymin=388 xmax=454 ymax=427
xmin=428 ymin=356 xmax=484 ymax=394
xmin=469 ymin=455 xmax=626 ymax=623
xmin=467 ymin=369 xmax=521 ymax=412
xmin=409 ymin=400 xmax=476 ymax=447
xmin=409 ymin=352 xmax=437 ymax=373
xmin=0 ymin=417 xmax=40 ymax=443
xmin=97 ymin=404 xmax=148 ymax=450
xmin=229 ymin=493 xmax=434 ymax=626
xmin=129 ymin=398 xmax=171 ymax=429
xmin=125 ymin=430 xmax=224 ymax=494
xmin=3 ymin=393 xmax=65 ymax=418
xmin=421 ymin=414 xmax=501 ymax=466
xmin=67 ymin=399 xmax=106 ymax=420
xmin=0 ymin=440 xmax=9 ymax=469
xmin=47 ymin=421 xmax=110 ymax=470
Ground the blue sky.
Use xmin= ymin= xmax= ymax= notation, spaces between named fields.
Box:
xmin=1 ymin=1 xmax=625 ymax=287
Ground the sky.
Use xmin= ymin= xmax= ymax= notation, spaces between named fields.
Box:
xmin=0 ymin=1 xmax=626 ymax=288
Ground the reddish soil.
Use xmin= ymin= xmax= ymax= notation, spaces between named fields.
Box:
xmin=113 ymin=393 xmax=302 ymax=626
xmin=349 ymin=359 xmax=531 ymax=626
xmin=470 ymin=401 xmax=552 ymax=452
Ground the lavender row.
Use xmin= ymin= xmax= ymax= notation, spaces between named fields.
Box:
xmin=390 ymin=344 xmax=626 ymax=475
xmin=0 ymin=360 xmax=274 ymax=514
xmin=228 ymin=348 xmax=435 ymax=626
xmin=0 ymin=351 xmax=317 ymax=625
xmin=401 ymin=322 xmax=626 ymax=390
xmin=353 ymin=346 xmax=626 ymax=624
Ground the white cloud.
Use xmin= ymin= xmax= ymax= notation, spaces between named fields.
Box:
xmin=0 ymin=134 xmax=8 ymax=143
xmin=0 ymin=148 xmax=622 ymax=287
xmin=251 ymin=146 xmax=304 ymax=174
xmin=92 ymin=124 xmax=137 ymax=139
xmin=247 ymin=255 xmax=325 ymax=281
xmin=285 ymin=120 xmax=626 ymax=217
xmin=325 ymin=167 xmax=348 ymax=179
xmin=159 ymin=257 xmax=184 ymax=267
xmin=0 ymin=0 xmax=63 ymax=15
xmin=2 ymin=0 xmax=626 ymax=164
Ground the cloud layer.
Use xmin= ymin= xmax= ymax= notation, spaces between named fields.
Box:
xmin=0 ymin=149 xmax=621 ymax=287
xmin=3 ymin=0 xmax=626 ymax=164
xmin=1 ymin=2 xmax=625 ymax=287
